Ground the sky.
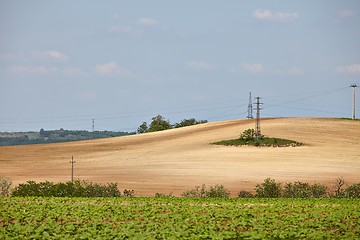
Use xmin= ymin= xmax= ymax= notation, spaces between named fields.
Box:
xmin=1 ymin=1 xmax=360 ymax=132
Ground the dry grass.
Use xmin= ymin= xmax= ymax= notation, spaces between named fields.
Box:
xmin=0 ymin=118 xmax=359 ymax=196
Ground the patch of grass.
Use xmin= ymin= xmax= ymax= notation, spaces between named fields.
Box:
xmin=212 ymin=137 xmax=303 ymax=147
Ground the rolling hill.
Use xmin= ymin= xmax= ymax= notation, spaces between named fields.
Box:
xmin=0 ymin=118 xmax=359 ymax=196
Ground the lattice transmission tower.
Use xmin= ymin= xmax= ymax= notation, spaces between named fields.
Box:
xmin=254 ymin=96 xmax=263 ymax=140
xmin=247 ymin=92 xmax=254 ymax=119
xmin=350 ymin=84 xmax=358 ymax=119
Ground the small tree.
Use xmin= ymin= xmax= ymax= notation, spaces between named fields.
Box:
xmin=335 ymin=177 xmax=345 ymax=197
xmin=255 ymin=178 xmax=282 ymax=198
xmin=137 ymin=122 xmax=148 ymax=134
xmin=240 ymin=129 xmax=256 ymax=141
xmin=148 ymin=115 xmax=172 ymax=132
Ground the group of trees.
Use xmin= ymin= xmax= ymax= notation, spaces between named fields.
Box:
xmin=137 ymin=115 xmax=207 ymax=134
xmin=0 ymin=129 xmax=134 ymax=146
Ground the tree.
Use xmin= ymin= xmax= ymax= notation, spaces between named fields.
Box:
xmin=174 ymin=118 xmax=208 ymax=128
xmin=255 ymin=178 xmax=282 ymax=198
xmin=137 ymin=122 xmax=148 ymax=134
xmin=148 ymin=115 xmax=172 ymax=132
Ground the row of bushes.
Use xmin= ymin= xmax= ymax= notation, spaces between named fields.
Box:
xmin=1 ymin=179 xmax=135 ymax=197
xmin=1 ymin=177 xmax=359 ymax=198
xmin=181 ymin=178 xmax=360 ymax=198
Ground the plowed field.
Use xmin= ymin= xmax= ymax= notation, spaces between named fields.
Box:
xmin=1 ymin=118 xmax=359 ymax=196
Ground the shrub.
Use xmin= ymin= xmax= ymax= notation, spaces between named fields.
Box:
xmin=0 ymin=177 xmax=12 ymax=196
xmin=181 ymin=184 xmax=230 ymax=198
xmin=12 ymin=180 xmax=121 ymax=197
xmin=344 ymin=183 xmax=360 ymax=198
xmin=238 ymin=190 xmax=253 ymax=198
xmin=283 ymin=182 xmax=328 ymax=198
xmin=154 ymin=192 xmax=174 ymax=198
xmin=206 ymin=185 xmax=230 ymax=198
xmin=310 ymin=183 xmax=328 ymax=198
xmin=284 ymin=182 xmax=311 ymax=198
xmin=181 ymin=184 xmax=207 ymax=198
xmin=123 ymin=189 xmax=136 ymax=197
xmin=255 ymin=178 xmax=282 ymax=198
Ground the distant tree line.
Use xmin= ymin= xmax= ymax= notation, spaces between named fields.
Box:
xmin=0 ymin=129 xmax=134 ymax=146
xmin=137 ymin=115 xmax=208 ymax=134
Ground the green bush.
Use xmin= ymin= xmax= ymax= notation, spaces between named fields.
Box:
xmin=344 ymin=183 xmax=360 ymax=198
xmin=283 ymin=182 xmax=328 ymax=198
xmin=310 ymin=183 xmax=328 ymax=198
xmin=237 ymin=190 xmax=253 ymax=198
xmin=255 ymin=178 xmax=282 ymax=198
xmin=181 ymin=184 xmax=230 ymax=198
xmin=12 ymin=180 xmax=121 ymax=197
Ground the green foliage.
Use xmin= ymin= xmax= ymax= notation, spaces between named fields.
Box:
xmin=239 ymin=128 xmax=257 ymax=141
xmin=237 ymin=190 xmax=254 ymax=198
xmin=137 ymin=122 xmax=148 ymax=134
xmin=284 ymin=181 xmax=327 ymax=198
xmin=11 ymin=180 xmax=121 ymax=197
xmin=181 ymin=184 xmax=230 ymax=198
xmin=255 ymin=178 xmax=282 ymax=198
xmin=1 ymin=197 xmax=359 ymax=239
xmin=0 ymin=177 xmax=12 ymax=196
xmin=213 ymin=136 xmax=302 ymax=147
xmin=344 ymin=183 xmax=360 ymax=198
xmin=137 ymin=116 xmax=207 ymax=133
xmin=0 ymin=129 xmax=134 ymax=146
xmin=174 ymin=118 xmax=207 ymax=128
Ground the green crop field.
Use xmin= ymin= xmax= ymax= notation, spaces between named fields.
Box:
xmin=1 ymin=197 xmax=359 ymax=239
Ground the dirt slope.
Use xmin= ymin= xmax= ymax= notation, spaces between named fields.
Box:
xmin=0 ymin=118 xmax=359 ymax=196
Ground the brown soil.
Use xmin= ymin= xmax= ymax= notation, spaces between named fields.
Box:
xmin=0 ymin=118 xmax=359 ymax=197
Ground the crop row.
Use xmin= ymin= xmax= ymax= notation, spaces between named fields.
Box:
xmin=1 ymin=197 xmax=359 ymax=239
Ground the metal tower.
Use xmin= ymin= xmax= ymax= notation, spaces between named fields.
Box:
xmin=254 ymin=96 xmax=263 ymax=140
xmin=247 ymin=92 xmax=254 ymax=119
xmin=350 ymin=84 xmax=358 ymax=119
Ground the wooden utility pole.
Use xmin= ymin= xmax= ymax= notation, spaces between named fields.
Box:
xmin=70 ymin=156 xmax=75 ymax=182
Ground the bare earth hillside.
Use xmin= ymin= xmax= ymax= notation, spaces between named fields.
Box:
xmin=0 ymin=118 xmax=359 ymax=196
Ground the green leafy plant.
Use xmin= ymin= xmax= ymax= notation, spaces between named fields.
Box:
xmin=255 ymin=178 xmax=282 ymax=198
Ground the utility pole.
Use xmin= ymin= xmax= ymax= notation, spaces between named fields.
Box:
xmin=92 ymin=118 xmax=95 ymax=132
xmin=70 ymin=156 xmax=75 ymax=182
xmin=254 ymin=96 xmax=263 ymax=140
xmin=350 ymin=84 xmax=358 ymax=119
xmin=247 ymin=92 xmax=254 ymax=119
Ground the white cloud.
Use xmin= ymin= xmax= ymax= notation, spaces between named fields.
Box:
xmin=45 ymin=50 xmax=68 ymax=61
xmin=185 ymin=60 xmax=216 ymax=70
xmin=137 ymin=17 xmax=159 ymax=26
xmin=252 ymin=9 xmax=298 ymax=22
xmin=31 ymin=50 xmax=68 ymax=61
xmin=7 ymin=65 xmax=58 ymax=75
xmin=239 ymin=63 xmax=265 ymax=74
xmin=110 ymin=25 xmax=141 ymax=34
xmin=336 ymin=64 xmax=360 ymax=74
xmin=95 ymin=62 xmax=130 ymax=76
xmin=338 ymin=10 xmax=355 ymax=18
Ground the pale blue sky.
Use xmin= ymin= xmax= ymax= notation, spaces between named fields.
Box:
xmin=1 ymin=1 xmax=359 ymax=132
